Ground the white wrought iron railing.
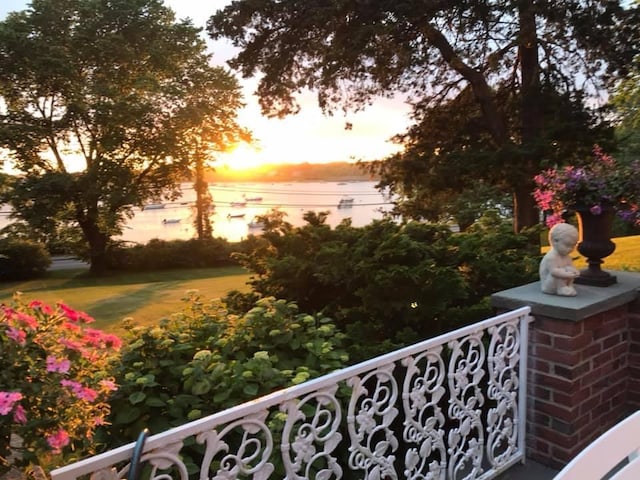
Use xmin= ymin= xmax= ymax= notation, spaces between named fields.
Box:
xmin=51 ymin=306 xmax=532 ymax=480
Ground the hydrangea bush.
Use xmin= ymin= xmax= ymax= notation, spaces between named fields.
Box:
xmin=0 ymin=295 xmax=121 ymax=474
xmin=533 ymin=145 xmax=640 ymax=227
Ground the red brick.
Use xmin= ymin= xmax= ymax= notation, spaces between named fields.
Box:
xmin=535 ymin=424 xmax=577 ymax=449
xmin=536 ymin=400 xmax=576 ymax=423
xmin=551 ymin=445 xmax=578 ymax=465
xmin=578 ymin=393 xmax=603 ymax=416
xmin=528 ymin=358 xmax=551 ymax=373
xmin=602 ymin=333 xmax=624 ymax=350
xmin=592 ymin=349 xmax=613 ymax=366
xmin=581 ymin=342 xmax=602 ymax=360
xmin=531 ymin=330 xmax=553 ymax=346
xmin=553 ymin=387 xmax=590 ymax=408
xmin=534 ymin=372 xmax=575 ymax=391
xmin=554 ymin=332 xmax=593 ymax=351
xmin=583 ymin=313 xmax=606 ymax=331
xmin=536 ymin=345 xmax=581 ymax=364
xmin=535 ymin=317 xmax=582 ymax=336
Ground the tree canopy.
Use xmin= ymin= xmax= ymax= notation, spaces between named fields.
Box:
xmin=0 ymin=0 xmax=248 ymax=273
xmin=612 ymin=53 xmax=640 ymax=162
xmin=208 ymin=0 xmax=639 ymax=231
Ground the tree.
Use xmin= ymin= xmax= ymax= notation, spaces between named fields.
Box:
xmin=612 ymin=54 xmax=640 ymax=162
xmin=208 ymin=1 xmax=639 ymax=231
xmin=0 ymin=0 xmax=247 ymax=273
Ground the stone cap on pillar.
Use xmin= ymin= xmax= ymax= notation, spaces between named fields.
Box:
xmin=491 ymin=271 xmax=640 ymax=322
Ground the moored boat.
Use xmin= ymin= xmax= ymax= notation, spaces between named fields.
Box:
xmin=337 ymin=196 xmax=354 ymax=209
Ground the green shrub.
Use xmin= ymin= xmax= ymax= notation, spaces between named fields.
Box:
xmin=0 ymin=239 xmax=51 ymax=281
xmin=229 ymin=211 xmax=540 ymax=362
xmin=105 ymin=238 xmax=238 ymax=271
xmin=101 ymin=293 xmax=348 ymax=449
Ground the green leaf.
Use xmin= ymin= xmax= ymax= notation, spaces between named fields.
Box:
xmin=192 ymin=379 xmax=211 ymax=395
xmin=242 ymin=383 xmax=259 ymax=397
xmin=115 ymin=407 xmax=142 ymax=424
xmin=145 ymin=397 xmax=166 ymax=407
xmin=129 ymin=392 xmax=147 ymax=405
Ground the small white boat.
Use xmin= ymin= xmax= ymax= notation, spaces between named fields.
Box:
xmin=230 ymin=201 xmax=247 ymax=208
xmin=248 ymin=220 xmax=265 ymax=229
xmin=244 ymin=195 xmax=263 ymax=202
xmin=143 ymin=203 xmax=165 ymax=210
xmin=228 ymin=213 xmax=246 ymax=219
xmin=337 ymin=196 xmax=354 ymax=209
xmin=162 ymin=218 xmax=181 ymax=224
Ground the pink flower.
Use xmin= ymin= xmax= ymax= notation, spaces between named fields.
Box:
xmin=46 ymin=355 xmax=71 ymax=374
xmin=46 ymin=429 xmax=70 ymax=454
xmin=15 ymin=312 xmax=38 ymax=330
xmin=59 ymin=337 xmax=83 ymax=351
xmin=58 ymin=303 xmax=94 ymax=324
xmin=77 ymin=387 xmax=98 ymax=402
xmin=99 ymin=379 xmax=118 ymax=392
xmin=0 ymin=391 xmax=23 ymax=415
xmin=61 ymin=380 xmax=98 ymax=402
xmin=545 ymin=213 xmax=564 ymax=228
xmin=13 ymin=404 xmax=27 ymax=424
xmin=61 ymin=379 xmax=82 ymax=392
xmin=28 ymin=300 xmax=54 ymax=315
xmin=6 ymin=327 xmax=26 ymax=345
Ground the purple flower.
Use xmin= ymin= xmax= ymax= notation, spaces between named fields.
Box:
xmin=590 ymin=204 xmax=602 ymax=215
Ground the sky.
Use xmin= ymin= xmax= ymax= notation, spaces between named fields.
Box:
xmin=0 ymin=0 xmax=412 ymax=170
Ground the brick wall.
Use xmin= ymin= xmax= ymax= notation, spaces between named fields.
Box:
xmin=629 ymin=298 xmax=640 ymax=408
xmin=527 ymin=305 xmax=633 ymax=469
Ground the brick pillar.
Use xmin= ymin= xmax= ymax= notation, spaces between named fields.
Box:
xmin=629 ymin=298 xmax=640 ymax=408
xmin=491 ymin=271 xmax=640 ymax=471
xmin=527 ymin=307 xmax=629 ymax=469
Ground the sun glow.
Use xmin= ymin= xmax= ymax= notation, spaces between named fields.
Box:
xmin=219 ymin=142 xmax=265 ymax=171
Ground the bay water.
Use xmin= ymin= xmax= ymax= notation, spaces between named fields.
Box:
xmin=0 ymin=181 xmax=394 ymax=244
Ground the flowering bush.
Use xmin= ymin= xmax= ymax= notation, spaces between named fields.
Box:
xmin=0 ymin=294 xmax=121 ymax=474
xmin=533 ymin=145 xmax=640 ymax=227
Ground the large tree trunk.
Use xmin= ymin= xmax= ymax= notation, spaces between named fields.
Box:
xmin=79 ymin=219 xmax=109 ymax=275
xmin=516 ymin=0 xmax=543 ymax=232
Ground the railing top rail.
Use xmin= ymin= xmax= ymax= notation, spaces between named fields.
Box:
xmin=51 ymin=305 xmax=531 ymax=480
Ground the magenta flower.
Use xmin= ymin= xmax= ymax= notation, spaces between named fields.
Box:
xmin=77 ymin=387 xmax=98 ymax=402
xmin=46 ymin=355 xmax=71 ymax=374
xmin=590 ymin=204 xmax=602 ymax=215
xmin=28 ymin=300 xmax=54 ymax=315
xmin=13 ymin=404 xmax=27 ymax=424
xmin=46 ymin=429 xmax=71 ymax=453
xmin=533 ymin=145 xmax=639 ymax=227
xmin=6 ymin=326 xmax=26 ymax=345
xmin=59 ymin=337 xmax=83 ymax=351
xmin=0 ymin=391 xmax=23 ymax=415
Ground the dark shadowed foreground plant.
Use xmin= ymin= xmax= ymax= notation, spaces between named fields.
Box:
xmin=101 ymin=293 xmax=348 ymax=452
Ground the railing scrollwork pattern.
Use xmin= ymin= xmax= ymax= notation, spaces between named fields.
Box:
xmin=51 ymin=307 xmax=531 ymax=480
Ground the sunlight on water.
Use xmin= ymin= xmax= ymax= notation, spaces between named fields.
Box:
xmin=1 ymin=181 xmax=394 ymax=244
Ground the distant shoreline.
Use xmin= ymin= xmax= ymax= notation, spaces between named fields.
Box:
xmin=206 ymin=161 xmax=379 ymax=183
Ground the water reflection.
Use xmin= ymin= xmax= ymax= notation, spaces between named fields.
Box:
xmin=0 ymin=181 xmax=394 ymax=244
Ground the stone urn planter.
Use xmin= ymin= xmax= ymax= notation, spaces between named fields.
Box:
xmin=573 ymin=205 xmax=617 ymax=286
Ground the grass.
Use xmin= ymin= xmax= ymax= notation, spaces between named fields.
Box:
xmin=544 ymin=234 xmax=640 ymax=272
xmin=0 ymin=266 xmax=251 ymax=334
xmin=1 ymin=234 xmax=637 ymax=335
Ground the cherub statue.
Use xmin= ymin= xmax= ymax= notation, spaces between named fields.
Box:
xmin=539 ymin=223 xmax=580 ymax=296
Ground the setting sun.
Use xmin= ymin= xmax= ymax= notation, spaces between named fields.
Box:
xmin=219 ymin=142 xmax=264 ymax=171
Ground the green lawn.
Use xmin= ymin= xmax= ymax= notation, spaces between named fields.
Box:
xmin=1 ymin=234 xmax=637 ymax=334
xmin=546 ymin=234 xmax=640 ymax=272
xmin=0 ymin=266 xmax=251 ymax=334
